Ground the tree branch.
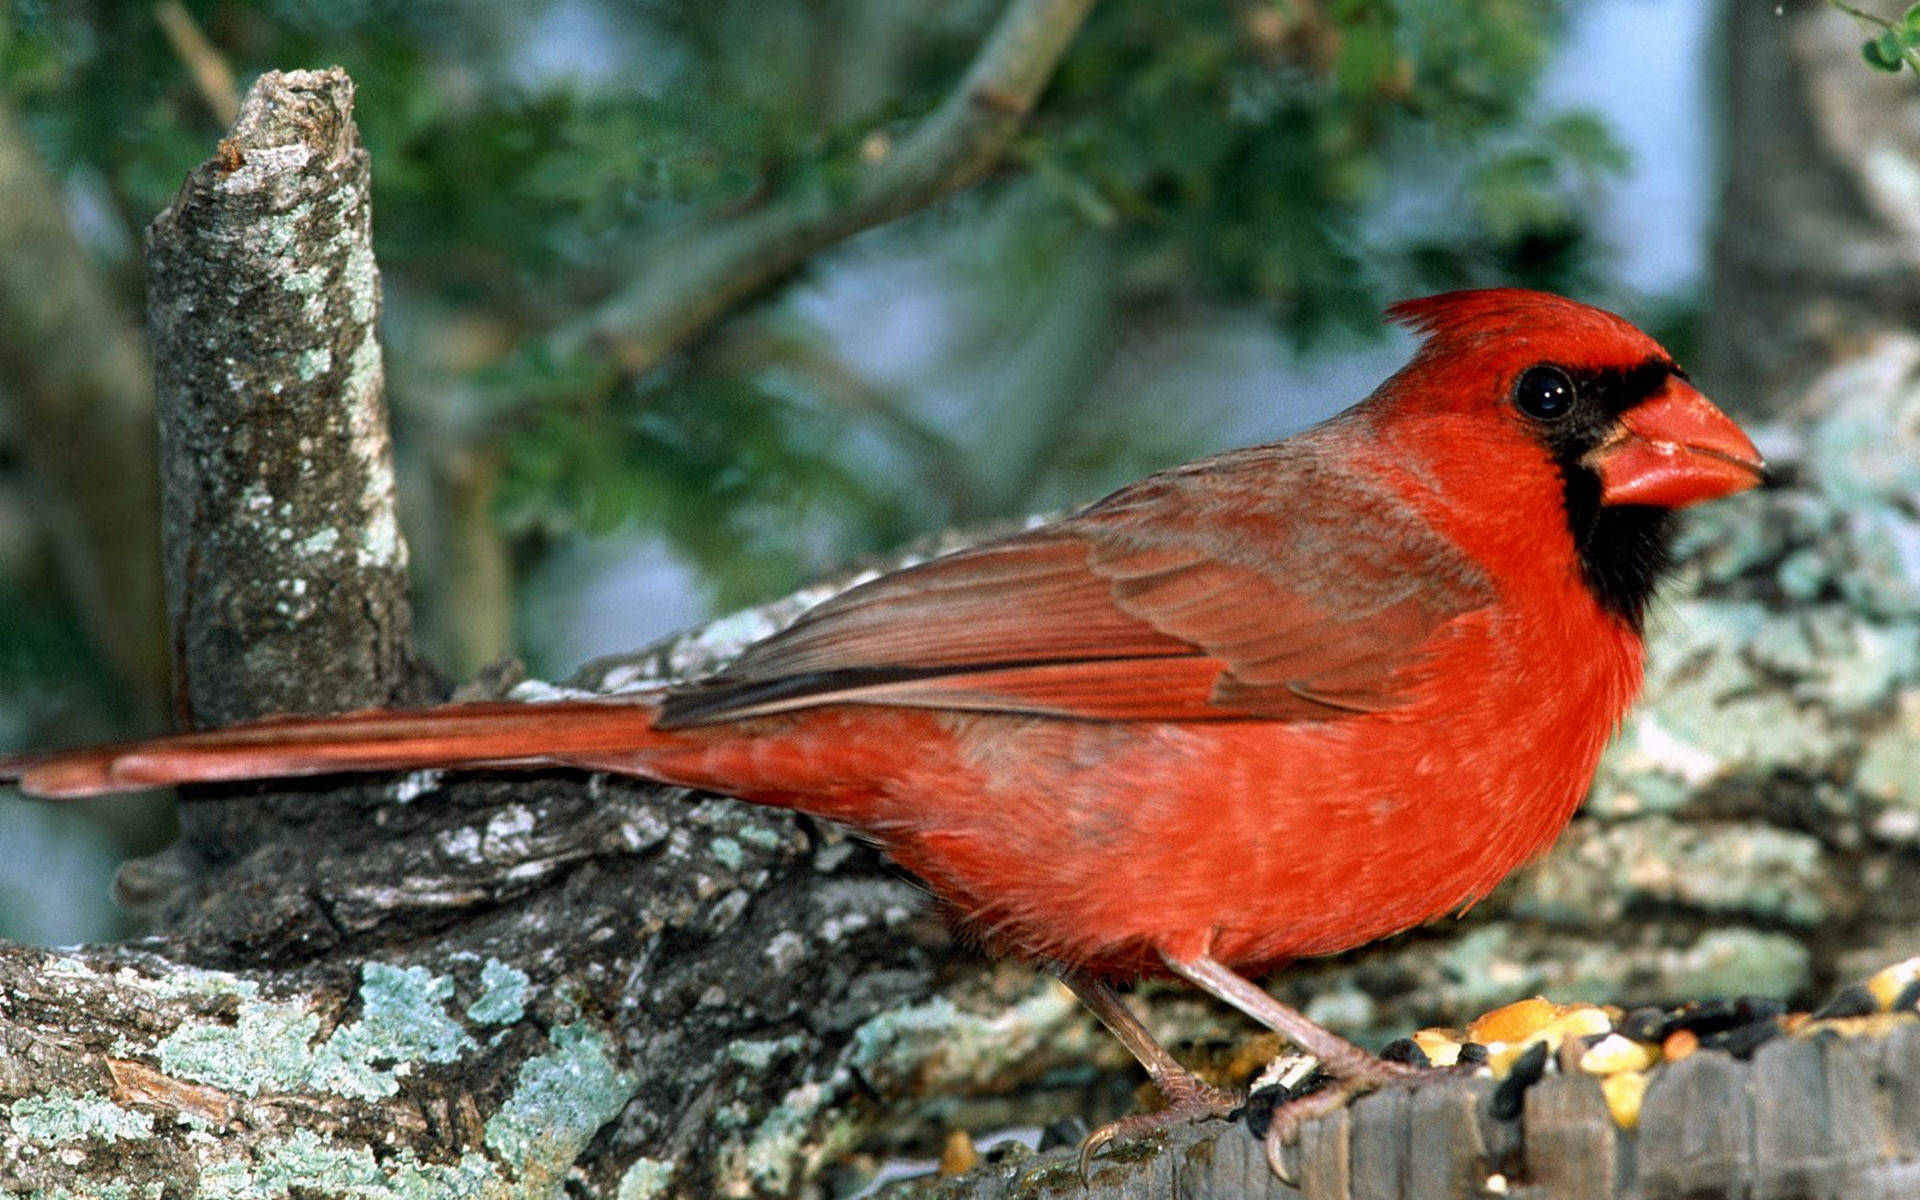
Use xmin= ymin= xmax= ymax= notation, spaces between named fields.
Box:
xmin=155 ymin=0 xmax=242 ymax=127
xmin=562 ymin=0 xmax=1100 ymax=375
xmin=145 ymin=68 xmax=433 ymax=733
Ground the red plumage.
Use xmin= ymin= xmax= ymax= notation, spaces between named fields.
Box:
xmin=1 ymin=289 xmax=1763 ymax=1161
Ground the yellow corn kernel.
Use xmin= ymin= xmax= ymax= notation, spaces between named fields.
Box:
xmin=1468 ymin=997 xmax=1561 ymax=1046
xmin=1579 ymin=1033 xmax=1661 ymax=1075
xmin=1602 ymin=1069 xmax=1650 ymax=1130
xmin=1868 ymin=957 xmax=1920 ymax=1012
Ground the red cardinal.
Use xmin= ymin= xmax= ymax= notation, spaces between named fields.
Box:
xmin=3 ymin=289 xmax=1762 ymax=1172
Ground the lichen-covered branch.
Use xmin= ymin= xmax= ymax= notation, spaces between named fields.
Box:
xmin=0 ymin=100 xmax=168 ymax=712
xmin=563 ymin=0 xmax=1100 ymax=375
xmin=145 ymin=68 xmax=433 ymax=732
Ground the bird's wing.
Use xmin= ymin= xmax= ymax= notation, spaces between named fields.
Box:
xmin=658 ymin=442 xmax=1496 ymax=726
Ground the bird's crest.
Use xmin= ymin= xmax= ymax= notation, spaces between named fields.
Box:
xmin=1385 ymin=288 xmax=1666 ymax=369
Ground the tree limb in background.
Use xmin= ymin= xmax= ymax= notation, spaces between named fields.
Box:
xmin=562 ymin=0 xmax=1101 ymax=376
xmin=154 ymin=0 xmax=241 ymax=126
xmin=0 ymin=101 xmax=168 ymax=719
xmin=1703 ymin=0 xmax=1920 ymax=416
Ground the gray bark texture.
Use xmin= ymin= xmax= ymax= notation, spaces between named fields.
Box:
xmin=5 ymin=38 xmax=1920 ymax=1200
xmin=1702 ymin=0 xmax=1920 ymax=416
xmin=145 ymin=68 xmax=433 ymax=734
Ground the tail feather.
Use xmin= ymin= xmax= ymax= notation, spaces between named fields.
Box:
xmin=0 ymin=699 xmax=665 ymax=799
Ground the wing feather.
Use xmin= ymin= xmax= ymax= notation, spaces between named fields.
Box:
xmin=659 ymin=436 xmax=1495 ymax=728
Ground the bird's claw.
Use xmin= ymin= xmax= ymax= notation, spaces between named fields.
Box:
xmin=1078 ymin=1077 xmax=1239 ymax=1182
xmin=1262 ymin=1058 xmax=1466 ymax=1185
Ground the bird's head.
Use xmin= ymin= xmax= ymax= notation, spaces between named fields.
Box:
xmin=1384 ymin=288 xmax=1764 ymax=510
xmin=1375 ymin=288 xmax=1765 ymax=628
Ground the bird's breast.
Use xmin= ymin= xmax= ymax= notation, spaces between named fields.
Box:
xmin=851 ymin=596 xmax=1645 ymax=975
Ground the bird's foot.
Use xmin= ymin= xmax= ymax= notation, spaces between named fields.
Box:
xmin=1260 ymin=1057 xmax=1472 ymax=1184
xmin=1078 ymin=1072 xmax=1239 ymax=1180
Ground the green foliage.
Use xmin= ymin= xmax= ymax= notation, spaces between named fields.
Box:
xmin=3 ymin=0 xmax=1625 ymax=671
xmin=0 ymin=531 xmax=126 ymax=753
xmin=1833 ymin=1 xmax=1920 ymax=74
xmin=487 ymin=344 xmax=932 ymax=608
xmin=1034 ymin=0 xmax=1617 ymax=339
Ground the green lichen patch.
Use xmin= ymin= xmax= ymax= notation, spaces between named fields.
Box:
xmin=466 ymin=959 xmax=531 ymax=1026
xmin=1512 ymin=817 xmax=1830 ymax=926
xmin=8 ymin=1091 xmax=154 ymax=1144
xmin=308 ymin=963 xmax=478 ymax=1099
xmin=734 ymin=1077 xmax=863 ymax=1197
xmin=617 ymin=1157 xmax=677 ymax=1200
xmin=847 ymin=982 xmax=1080 ymax=1094
xmin=1435 ymin=925 xmax=1544 ymax=1017
xmin=157 ymin=961 xmax=475 ymax=1101
xmin=155 ymin=992 xmax=320 ymax=1097
xmin=35 ymin=1183 xmax=164 ymax=1200
xmin=1665 ymin=928 xmax=1812 ymax=1000
xmin=194 ymin=1128 xmax=497 ymax=1200
xmin=484 ymin=1023 xmax=636 ymax=1186
xmin=710 ymin=835 xmax=745 ymax=871
xmin=726 ymin=1034 xmax=805 ymax=1071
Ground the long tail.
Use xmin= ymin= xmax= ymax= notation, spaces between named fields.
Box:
xmin=0 ymin=699 xmax=667 ymax=799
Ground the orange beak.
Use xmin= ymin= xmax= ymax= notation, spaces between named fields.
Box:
xmin=1584 ymin=377 xmax=1765 ymax=508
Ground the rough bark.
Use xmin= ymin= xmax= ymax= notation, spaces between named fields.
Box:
xmin=145 ymin=68 xmax=432 ymax=735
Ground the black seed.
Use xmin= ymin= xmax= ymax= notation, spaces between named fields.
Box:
xmin=1669 ymin=999 xmax=1740 ymax=1035
xmin=1238 ymin=1084 xmax=1283 ymax=1140
xmin=1736 ymin=997 xmax=1788 ymax=1024
xmin=1893 ymin=978 xmax=1920 ymax=1014
xmin=1457 ymin=1042 xmax=1490 ymax=1066
xmin=1813 ymin=984 xmax=1878 ymax=1020
xmin=1233 ymin=1066 xmax=1329 ymax=1138
xmin=1490 ymin=1041 xmax=1551 ymax=1122
xmin=1379 ymin=1037 xmax=1432 ymax=1068
xmin=1621 ymin=1006 xmax=1671 ymax=1042
xmin=1700 ymin=1019 xmax=1782 ymax=1060
xmin=1038 ymin=1117 xmax=1088 ymax=1152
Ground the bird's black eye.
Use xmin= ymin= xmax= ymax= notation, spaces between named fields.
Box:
xmin=1514 ymin=365 xmax=1576 ymax=421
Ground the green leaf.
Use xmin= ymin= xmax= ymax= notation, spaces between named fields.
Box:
xmin=1335 ymin=23 xmax=1399 ymax=96
xmin=1541 ymin=111 xmax=1632 ymax=175
xmin=1864 ymin=35 xmax=1906 ymax=72
xmin=1904 ymin=3 xmax=1920 ymax=33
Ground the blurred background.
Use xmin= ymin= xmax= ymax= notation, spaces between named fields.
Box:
xmin=0 ymin=0 xmax=1886 ymax=943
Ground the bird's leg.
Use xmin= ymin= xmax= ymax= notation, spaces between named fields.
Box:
xmin=1058 ymin=970 xmax=1238 ymax=1178
xmin=1162 ymin=952 xmax=1425 ymax=1181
